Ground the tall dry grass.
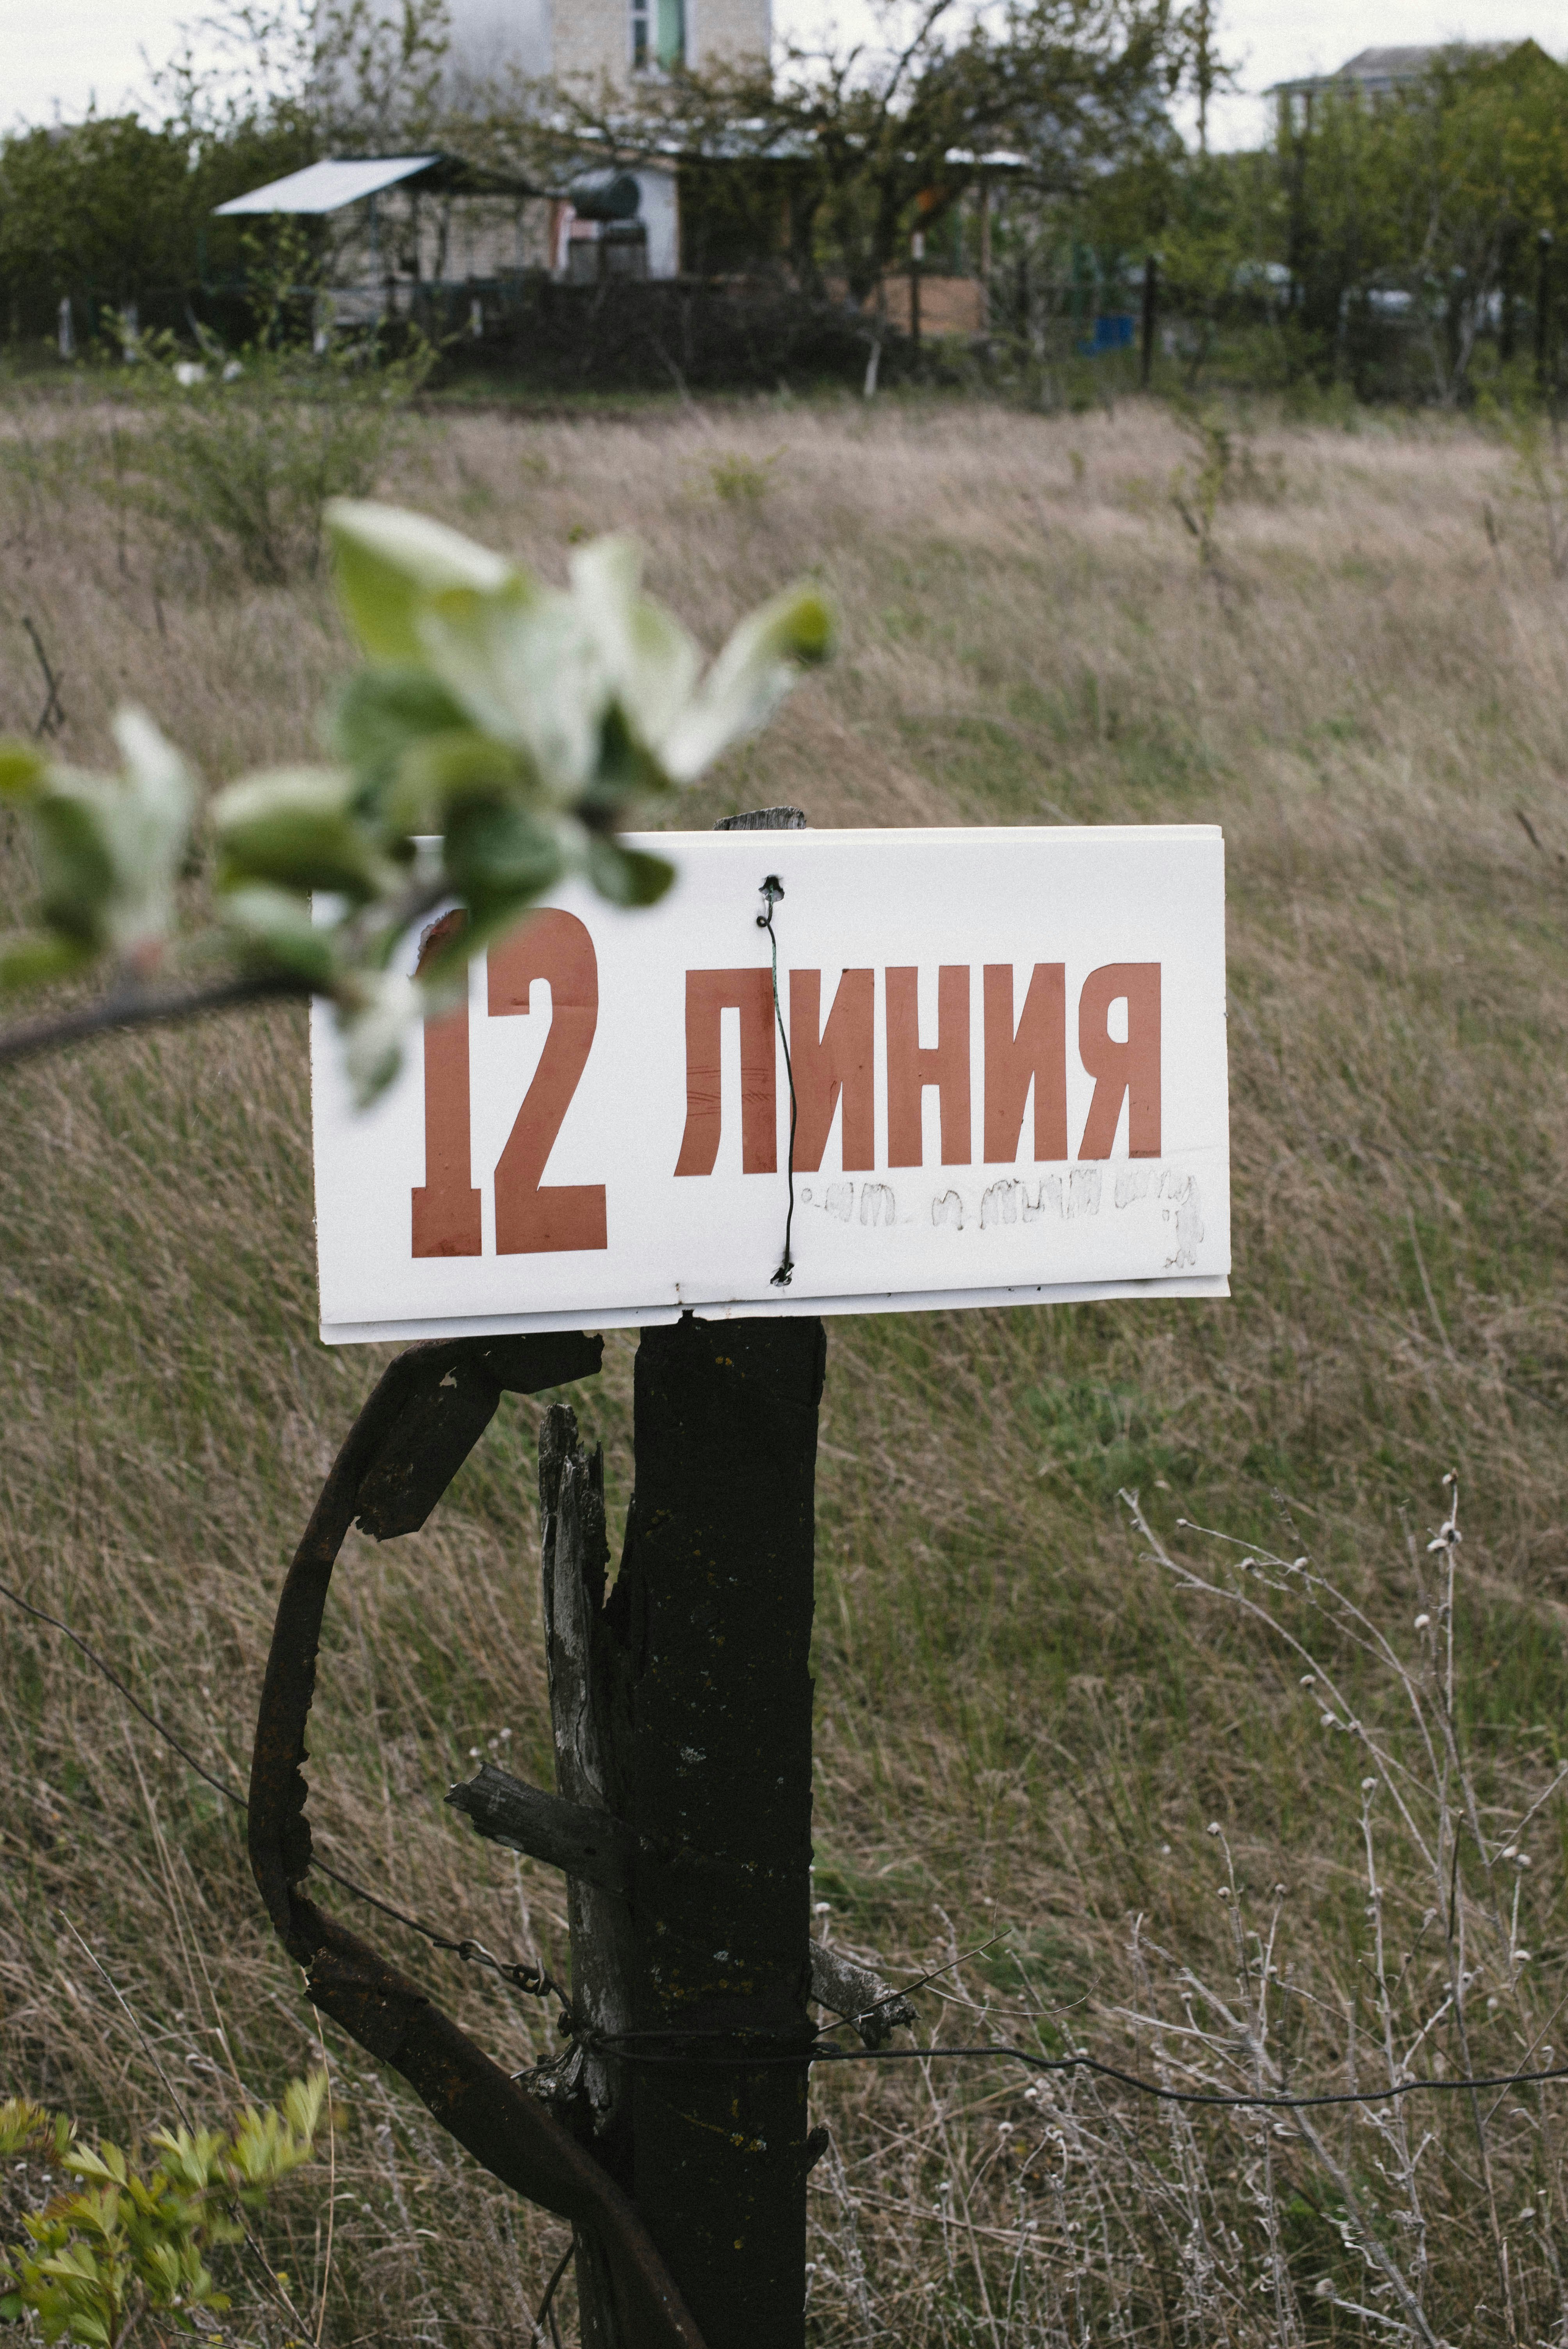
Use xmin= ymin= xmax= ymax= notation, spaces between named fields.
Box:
xmin=4 ymin=384 xmax=1568 ymax=2343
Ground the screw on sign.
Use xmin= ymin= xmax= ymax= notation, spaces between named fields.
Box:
xmin=254 ymin=808 xmax=1229 ymax=2347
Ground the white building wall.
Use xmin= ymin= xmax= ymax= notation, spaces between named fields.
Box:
xmin=444 ymin=0 xmax=554 ymax=84
xmin=443 ymin=0 xmax=768 ymax=89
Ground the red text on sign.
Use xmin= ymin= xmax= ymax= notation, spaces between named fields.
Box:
xmin=672 ymin=961 xmax=1162 ymax=1171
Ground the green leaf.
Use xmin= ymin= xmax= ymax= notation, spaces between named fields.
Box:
xmin=443 ymin=799 xmax=565 ymax=906
xmin=384 ymin=729 xmax=533 ymax=837
xmin=416 ymin=578 xmax=597 ymax=790
xmin=29 ymin=788 xmax=118 ymax=944
xmin=584 ymin=702 xmax=666 ymax=808
xmin=0 ymin=740 xmax=45 ymax=800
xmin=585 ymin=836 xmax=675 ymax=908
xmin=282 ymin=2071 xmax=328 ymax=2146
xmin=662 ymin=582 xmax=836 ymax=783
xmin=570 ymin=535 xmax=701 ymax=756
xmin=326 ymin=500 xmax=518 ymax=665
xmin=212 ymin=768 xmax=388 ymax=900
xmin=100 ymin=709 xmax=198 ymax=964
xmin=0 ymin=931 xmax=94 ymax=992
xmin=337 ymin=969 xmax=422 ymax=1107
xmin=220 ymin=886 xmax=337 ymax=986
xmin=328 ymin=667 xmax=475 ymax=804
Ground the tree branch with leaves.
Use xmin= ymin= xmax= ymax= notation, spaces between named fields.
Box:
xmin=0 ymin=503 xmax=834 ymax=1098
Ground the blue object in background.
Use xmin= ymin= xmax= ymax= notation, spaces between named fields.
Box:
xmin=1078 ymin=312 xmax=1136 ymax=355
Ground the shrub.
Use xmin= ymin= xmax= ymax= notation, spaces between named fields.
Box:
xmin=0 ymin=2073 xmax=325 ymax=2348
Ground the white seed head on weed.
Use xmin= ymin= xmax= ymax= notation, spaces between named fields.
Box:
xmin=1516 ymin=1950 xmax=1532 ymax=1964
xmin=1315 ymin=2278 xmax=1334 ymax=2299
xmin=1361 ymin=1777 xmax=1377 ymax=1791
xmin=1501 ymin=1848 xmax=1518 ymax=1862
xmin=468 ymin=1746 xmax=481 ymax=1758
xmin=1300 ymin=1674 xmax=1315 ymax=1686
xmin=1415 ymin=1613 xmax=1431 ymax=1629
xmin=1206 ymin=1821 xmax=1221 ymax=1836
xmin=1322 ymin=1712 xmax=1337 ymax=1728
xmin=1217 ymin=1886 xmax=1231 ymax=1900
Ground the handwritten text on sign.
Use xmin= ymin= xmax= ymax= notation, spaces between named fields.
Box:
xmin=311 ymin=827 xmax=1229 ymax=1342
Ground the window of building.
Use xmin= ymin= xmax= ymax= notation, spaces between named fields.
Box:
xmin=631 ymin=0 xmax=684 ymax=70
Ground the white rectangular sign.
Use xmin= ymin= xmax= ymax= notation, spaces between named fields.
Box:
xmin=311 ymin=825 xmax=1229 ymax=1344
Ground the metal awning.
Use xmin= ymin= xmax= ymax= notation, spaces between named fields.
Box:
xmin=214 ymin=154 xmax=536 ymax=216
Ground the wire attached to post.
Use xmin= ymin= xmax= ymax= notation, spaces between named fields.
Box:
xmin=757 ymin=874 xmax=796 ymax=1287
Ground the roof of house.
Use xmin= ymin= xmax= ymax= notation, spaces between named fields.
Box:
xmin=1338 ymin=45 xmax=1472 ymax=79
xmin=214 ymin=153 xmax=535 ymax=216
xmin=1269 ymin=39 xmax=1517 ymax=98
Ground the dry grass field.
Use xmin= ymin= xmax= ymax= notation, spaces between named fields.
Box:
xmin=5 ymin=386 xmax=1568 ymax=2346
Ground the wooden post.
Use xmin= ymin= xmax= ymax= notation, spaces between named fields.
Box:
xmin=1536 ymin=230 xmax=1553 ymax=396
xmin=910 ymin=230 xmax=923 ymax=350
xmin=627 ymin=1315 xmax=823 ymax=2341
xmin=978 ymin=182 xmax=992 ymax=329
xmin=540 ymin=1321 xmax=823 ymax=2349
xmin=541 ymin=804 xmax=823 ymax=2349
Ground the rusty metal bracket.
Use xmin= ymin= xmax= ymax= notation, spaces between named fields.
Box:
xmin=248 ymin=1330 xmax=709 ymax=2349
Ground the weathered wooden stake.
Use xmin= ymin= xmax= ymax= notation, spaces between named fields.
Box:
xmin=536 ymin=1314 xmax=824 ymax=2348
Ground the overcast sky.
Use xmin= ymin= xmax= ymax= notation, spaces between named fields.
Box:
xmin=5 ymin=0 xmax=1565 ymax=145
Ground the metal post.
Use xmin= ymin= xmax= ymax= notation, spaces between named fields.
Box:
xmin=1140 ymin=251 xmax=1158 ymax=389
xmin=910 ymin=229 xmax=923 ymax=349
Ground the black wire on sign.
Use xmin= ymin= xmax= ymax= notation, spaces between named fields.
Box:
xmin=0 ymin=1578 xmax=573 ymax=2025
xmin=757 ymin=872 xmax=796 ymax=1287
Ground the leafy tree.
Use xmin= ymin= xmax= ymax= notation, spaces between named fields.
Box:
xmin=1272 ymin=41 xmax=1568 ymax=402
xmin=1382 ymin=43 xmax=1568 ymax=402
xmin=0 ymin=120 xmax=201 ymax=335
xmin=0 ymin=0 xmax=458 ymax=343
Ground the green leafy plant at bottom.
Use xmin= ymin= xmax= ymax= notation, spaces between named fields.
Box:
xmin=0 ymin=2073 xmax=324 ymax=2348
